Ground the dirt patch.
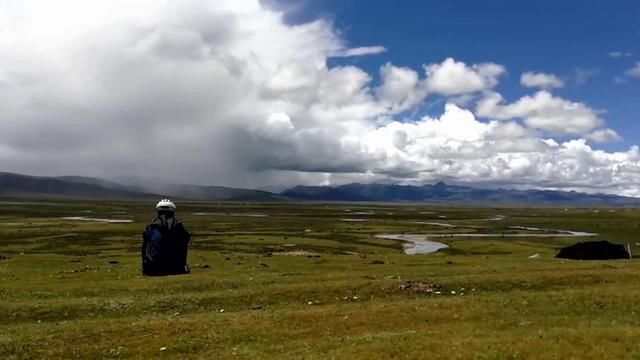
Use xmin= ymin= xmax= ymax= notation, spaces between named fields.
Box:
xmin=58 ymin=265 xmax=100 ymax=274
xmin=409 ymin=221 xmax=455 ymax=227
xmin=61 ymin=217 xmax=133 ymax=224
xmin=397 ymin=281 xmax=442 ymax=293
xmin=192 ymin=212 xmax=269 ymax=217
xmin=275 ymin=250 xmax=320 ymax=257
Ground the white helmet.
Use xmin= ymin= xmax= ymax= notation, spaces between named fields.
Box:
xmin=156 ymin=199 xmax=176 ymax=212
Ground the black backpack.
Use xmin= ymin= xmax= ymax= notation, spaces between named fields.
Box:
xmin=141 ymin=219 xmax=191 ymax=276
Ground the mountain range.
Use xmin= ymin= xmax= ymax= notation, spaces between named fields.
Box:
xmin=1 ymin=172 xmax=639 ymax=206
xmin=282 ymin=181 xmax=640 ymax=206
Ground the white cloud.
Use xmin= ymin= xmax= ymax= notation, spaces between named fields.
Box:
xmin=573 ymin=68 xmax=599 ymax=85
xmin=520 ymin=72 xmax=565 ymax=89
xmin=423 ymin=58 xmax=505 ymax=95
xmin=0 ymin=0 xmax=639 ymax=196
xmin=625 ymin=63 xmax=640 ymax=79
xmin=476 ymin=91 xmax=603 ymax=136
xmin=586 ymin=128 xmax=622 ymax=144
xmin=332 ymin=46 xmax=387 ymax=57
xmin=609 ymin=51 xmax=633 ymax=58
xmin=375 ymin=58 xmax=505 ymax=113
xmin=375 ymin=63 xmax=426 ymax=112
xmin=614 ymin=76 xmax=628 ymax=85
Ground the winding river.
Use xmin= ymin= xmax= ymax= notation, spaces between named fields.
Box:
xmin=376 ymin=228 xmax=597 ymax=255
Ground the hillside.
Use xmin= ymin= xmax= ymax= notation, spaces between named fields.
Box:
xmin=0 ymin=172 xmax=283 ymax=201
xmin=133 ymin=183 xmax=286 ymax=202
xmin=0 ymin=172 xmax=155 ymax=199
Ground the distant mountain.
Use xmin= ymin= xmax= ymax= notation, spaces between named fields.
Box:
xmin=3 ymin=171 xmax=639 ymax=205
xmin=0 ymin=172 xmax=284 ymax=201
xmin=281 ymin=181 xmax=640 ymax=206
xmin=0 ymin=172 xmax=155 ymax=199
xmin=56 ymin=176 xmax=131 ymax=190
xmin=133 ymin=183 xmax=286 ymax=202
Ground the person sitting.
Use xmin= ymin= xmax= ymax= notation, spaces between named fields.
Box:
xmin=141 ymin=199 xmax=191 ymax=276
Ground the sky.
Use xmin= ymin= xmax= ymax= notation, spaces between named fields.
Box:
xmin=1 ymin=0 xmax=639 ymax=195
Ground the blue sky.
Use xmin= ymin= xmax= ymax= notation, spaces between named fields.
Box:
xmin=286 ymin=0 xmax=640 ymax=151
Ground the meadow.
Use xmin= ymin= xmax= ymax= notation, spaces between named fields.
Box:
xmin=1 ymin=199 xmax=640 ymax=359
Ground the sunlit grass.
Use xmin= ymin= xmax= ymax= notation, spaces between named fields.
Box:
xmin=1 ymin=200 xmax=640 ymax=359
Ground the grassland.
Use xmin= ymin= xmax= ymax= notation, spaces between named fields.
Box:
xmin=1 ymin=199 xmax=640 ymax=359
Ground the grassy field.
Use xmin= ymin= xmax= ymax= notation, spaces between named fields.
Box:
xmin=1 ymin=199 xmax=640 ymax=359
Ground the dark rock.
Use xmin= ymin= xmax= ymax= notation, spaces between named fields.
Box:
xmin=108 ymin=260 xmax=119 ymax=264
xmin=556 ymin=240 xmax=630 ymax=260
xmin=370 ymin=260 xmax=385 ymax=265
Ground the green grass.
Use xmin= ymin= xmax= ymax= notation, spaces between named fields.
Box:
xmin=1 ymin=200 xmax=640 ymax=359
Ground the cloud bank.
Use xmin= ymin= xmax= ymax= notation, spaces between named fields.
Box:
xmin=1 ymin=0 xmax=639 ymax=196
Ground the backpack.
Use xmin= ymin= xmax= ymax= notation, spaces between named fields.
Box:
xmin=141 ymin=218 xmax=191 ymax=276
